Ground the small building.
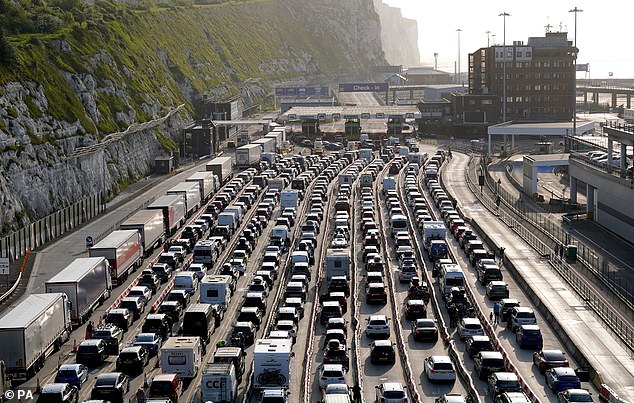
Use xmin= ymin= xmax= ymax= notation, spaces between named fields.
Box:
xmin=155 ymin=156 xmax=174 ymax=174
xmin=182 ymin=120 xmax=215 ymax=158
xmin=404 ymin=67 xmax=453 ymax=85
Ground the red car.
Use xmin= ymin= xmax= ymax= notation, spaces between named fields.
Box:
xmin=532 ymin=349 xmax=569 ymax=373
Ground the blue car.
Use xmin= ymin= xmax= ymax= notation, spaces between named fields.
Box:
xmin=546 ymin=367 xmax=581 ymax=393
xmin=515 ymin=324 xmax=543 ymax=349
xmin=54 ymin=364 xmax=88 ymax=388
xmin=134 ymin=332 xmax=162 ymax=356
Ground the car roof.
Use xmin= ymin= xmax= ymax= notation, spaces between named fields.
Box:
xmin=321 ymin=364 xmax=344 ymax=371
xmin=96 ymin=372 xmax=123 ymax=381
xmin=121 ymin=346 xmax=144 ymax=353
xmin=407 ymin=299 xmax=425 ymax=305
xmin=80 ymin=339 xmax=102 ymax=346
xmin=373 ymin=339 xmax=392 ymax=347
xmin=479 ymin=351 xmax=503 ymax=359
xmin=41 ymin=384 xmax=69 ymax=393
xmin=493 ymin=372 xmax=519 ymax=381
xmin=369 ymin=314 xmax=387 ymax=321
xmin=462 ymin=318 xmax=481 ymax=324
xmin=489 ymin=281 xmax=507 ymax=286
xmin=552 ymin=367 xmax=577 ymax=376
xmin=415 ymin=319 xmax=436 ymax=326
xmin=468 ymin=335 xmax=490 ymax=341
xmin=59 ymin=364 xmax=82 ymax=371
xmin=429 ymin=355 xmax=452 ymax=363
xmin=501 ymin=392 xmax=530 ymax=402
xmin=519 ymin=324 xmax=540 ymax=331
xmin=152 ymin=373 xmax=178 ymax=381
xmin=381 ymin=382 xmax=404 ymax=391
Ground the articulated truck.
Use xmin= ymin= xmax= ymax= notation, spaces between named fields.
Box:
xmin=120 ymin=209 xmax=165 ymax=257
xmin=206 ymin=157 xmax=233 ymax=185
xmin=45 ymin=257 xmax=112 ymax=326
xmin=0 ymin=293 xmax=72 ymax=380
xmin=89 ymin=230 xmax=143 ymax=286
xmin=167 ymin=182 xmax=201 ymax=218
xmin=147 ymin=194 xmax=187 ymax=236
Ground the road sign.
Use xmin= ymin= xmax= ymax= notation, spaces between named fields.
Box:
xmin=0 ymin=257 xmax=9 ymax=275
xmin=86 ymin=236 xmax=94 ymax=248
xmin=338 ymin=82 xmax=388 ymax=92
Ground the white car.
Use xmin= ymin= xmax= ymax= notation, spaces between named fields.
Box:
xmin=324 ymin=383 xmax=350 ymax=396
xmin=457 ymin=318 xmax=485 ymax=341
xmin=375 ymin=382 xmax=408 ymax=402
xmin=274 ymin=320 xmax=297 ymax=341
xmin=365 ymin=315 xmax=390 ymax=339
xmin=330 ymin=234 xmax=348 ymax=248
xmin=230 ymin=258 xmax=246 ymax=274
xmin=167 ymin=245 xmax=186 ymax=261
xmin=187 ymin=263 xmax=207 ymax=280
xmin=128 ymin=286 xmax=152 ymax=303
xmin=318 ymin=364 xmax=346 ymax=388
xmin=424 ymin=356 xmax=456 ymax=382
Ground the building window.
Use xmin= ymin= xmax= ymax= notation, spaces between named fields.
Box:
xmin=516 ymin=62 xmax=522 ymax=68
xmin=482 ymin=99 xmax=493 ymax=104
xmin=517 ymin=51 xmax=522 ymax=57
xmin=526 ymin=51 xmax=532 ymax=57
xmin=544 ymin=61 xmax=550 ymax=68
xmin=535 ymin=85 xmax=541 ymax=91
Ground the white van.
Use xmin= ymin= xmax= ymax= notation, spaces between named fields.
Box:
xmin=439 ymin=263 xmax=465 ymax=297
xmin=174 ymin=272 xmax=199 ymax=295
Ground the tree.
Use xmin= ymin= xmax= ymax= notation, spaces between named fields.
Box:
xmin=0 ymin=28 xmax=18 ymax=67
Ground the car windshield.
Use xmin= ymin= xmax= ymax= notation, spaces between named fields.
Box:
xmin=57 ymin=370 xmax=77 ymax=378
xmin=498 ymin=381 xmax=520 ymax=390
xmin=119 ymin=352 xmax=138 ymax=360
xmin=543 ymin=351 xmax=565 ymax=361
xmin=482 ymin=358 xmax=504 ymax=367
xmin=136 ymin=335 xmax=155 ymax=343
xmin=150 ymin=382 xmax=173 ymax=394
xmin=92 ymin=330 xmax=112 ymax=338
xmin=434 ymin=363 xmax=454 ymax=370
xmin=95 ymin=377 xmax=116 ymax=387
xmin=322 ymin=370 xmax=343 ymax=377
xmin=558 ymin=375 xmax=579 ymax=382
xmin=384 ymin=391 xmax=405 ymax=398
xmin=77 ymin=345 xmax=98 ymax=353
xmin=569 ymin=393 xmax=592 ymax=402
xmin=38 ymin=393 xmax=65 ymax=403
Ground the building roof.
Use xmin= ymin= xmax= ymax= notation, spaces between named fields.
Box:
xmin=405 ymin=67 xmax=451 ymax=76
xmin=279 ymin=106 xmax=422 ymax=121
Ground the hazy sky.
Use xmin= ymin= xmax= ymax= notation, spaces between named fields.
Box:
xmin=382 ymin=0 xmax=633 ymax=79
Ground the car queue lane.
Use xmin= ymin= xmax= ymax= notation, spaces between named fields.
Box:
xmin=390 ymin=169 xmax=472 ymax=401
xmin=424 ymin=149 xmax=598 ymax=401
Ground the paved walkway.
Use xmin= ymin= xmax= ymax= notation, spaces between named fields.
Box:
xmin=444 ymin=152 xmax=634 ymax=402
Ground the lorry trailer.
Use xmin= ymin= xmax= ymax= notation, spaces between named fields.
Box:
xmin=88 ymin=230 xmax=143 ymax=286
xmin=45 ymin=257 xmax=112 ymax=326
xmin=0 ymin=293 xmax=72 ymax=380
xmin=206 ymin=156 xmax=233 ymax=185
xmin=120 ymin=209 xmax=165 ymax=256
xmin=201 ymin=363 xmax=237 ymax=403
xmin=167 ymin=181 xmax=202 ymax=218
xmin=186 ymin=171 xmax=218 ymax=203
xmin=236 ymin=144 xmax=261 ymax=168
xmin=147 ymin=194 xmax=187 ymax=236
xmin=252 ymin=137 xmax=276 ymax=154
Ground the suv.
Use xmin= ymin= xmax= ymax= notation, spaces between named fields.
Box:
xmin=119 ymin=297 xmax=145 ymax=320
xmin=370 ymin=340 xmax=396 ymax=365
xmin=232 ymin=322 xmax=257 ymax=346
xmin=366 ymin=283 xmax=387 ymax=304
xmin=375 ymin=382 xmax=407 ymax=402
xmin=91 ymin=324 xmax=124 ymax=355
xmin=259 ymin=388 xmax=289 ymax=403
xmin=116 ymin=346 xmax=149 ymax=375
xmin=142 ymin=314 xmax=173 ymax=339
xmin=465 ymin=335 xmax=495 ymax=357
xmin=149 ymin=373 xmax=182 ymax=403
xmin=488 ymin=372 xmax=522 ymax=398
xmin=474 ymin=351 xmax=506 ymax=380
xmin=477 ymin=260 xmax=502 ymax=284
xmin=515 ymin=325 xmax=543 ymax=349
xmin=105 ymin=309 xmax=133 ymax=332
xmin=76 ymin=339 xmax=107 ymax=365
xmin=507 ymin=307 xmax=536 ymax=332
xmin=365 ymin=315 xmax=390 ymax=339
xmin=39 ymin=383 xmax=78 ymax=403
xmin=152 ymin=263 xmax=172 ymax=283
xmin=328 ymin=276 xmax=350 ymax=297
xmin=457 ymin=318 xmax=484 ymax=340
xmin=236 ymin=307 xmax=263 ymax=330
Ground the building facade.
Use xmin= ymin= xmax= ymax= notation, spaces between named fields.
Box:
xmin=469 ymin=32 xmax=576 ymax=122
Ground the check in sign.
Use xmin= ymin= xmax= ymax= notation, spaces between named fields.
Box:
xmin=0 ymin=257 xmax=9 ymax=275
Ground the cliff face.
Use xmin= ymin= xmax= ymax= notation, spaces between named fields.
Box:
xmin=373 ymin=0 xmax=421 ymax=67
xmin=0 ymin=0 xmax=394 ymax=234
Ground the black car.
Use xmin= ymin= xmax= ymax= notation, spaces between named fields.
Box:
xmin=166 ymin=290 xmax=190 ymax=310
xmin=370 ymin=340 xmax=396 ymax=365
xmin=105 ymin=309 xmax=134 ymax=332
xmin=116 ymin=346 xmax=149 ymax=375
xmin=328 ymin=276 xmax=350 ymax=297
xmin=157 ymin=301 xmax=183 ymax=324
xmin=138 ymin=272 xmax=160 ymax=294
xmin=91 ymin=372 xmax=130 ymax=403
xmin=152 ymin=263 xmax=172 ymax=283
xmin=465 ymin=335 xmax=495 ymax=357
xmin=142 ymin=314 xmax=173 ymax=339
xmin=404 ymin=300 xmax=427 ymax=320
xmin=323 ymin=346 xmax=350 ymax=370
xmin=91 ymin=324 xmax=124 ymax=355
xmin=232 ymin=322 xmax=256 ymax=346
xmin=412 ymin=319 xmax=439 ymax=342
xmin=76 ymin=339 xmax=107 ymax=365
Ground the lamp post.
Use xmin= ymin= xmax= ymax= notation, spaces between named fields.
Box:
xmin=499 ymin=12 xmax=510 ymax=154
xmin=486 ymin=30 xmax=491 ymax=47
xmin=456 ymin=29 xmax=462 ymax=85
xmin=434 ymin=52 xmax=438 ymax=70
xmin=570 ymin=7 xmax=583 ymax=140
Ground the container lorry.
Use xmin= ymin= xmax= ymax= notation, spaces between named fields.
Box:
xmin=186 ymin=171 xmax=217 ymax=203
xmin=206 ymin=156 xmax=233 ymax=185
xmin=253 ymin=137 xmax=276 ymax=154
xmin=236 ymin=144 xmax=261 ymax=168
xmin=280 ymin=190 xmax=299 ymax=210
xmin=201 ymin=363 xmax=237 ymax=403
xmin=147 ymin=194 xmax=187 ymax=236
xmin=167 ymin=182 xmax=201 ymax=218
xmin=0 ymin=293 xmax=72 ymax=380
xmin=160 ymin=336 xmax=203 ymax=378
xmin=120 ymin=209 xmax=165 ymax=256
xmin=45 ymin=257 xmax=112 ymax=326
xmin=89 ymin=230 xmax=143 ymax=286
xmin=237 ymin=130 xmax=250 ymax=147
xmin=216 ymin=212 xmax=237 ymax=234
xmin=325 ymin=249 xmax=351 ymax=280
xmin=423 ymin=221 xmax=446 ymax=250
xmin=383 ymin=176 xmax=396 ymax=194
xmin=253 ymin=338 xmax=292 ymax=391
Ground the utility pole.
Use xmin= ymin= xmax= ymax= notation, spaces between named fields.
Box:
xmin=499 ymin=12 xmax=510 ymax=153
xmin=569 ymin=7 xmax=583 ymax=140
xmin=456 ymin=29 xmax=462 ymax=85
xmin=486 ymin=30 xmax=491 ymax=48
xmin=434 ymin=53 xmax=438 ymax=71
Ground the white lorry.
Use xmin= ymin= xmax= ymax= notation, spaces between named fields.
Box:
xmin=45 ymin=257 xmax=112 ymax=326
xmin=325 ymin=249 xmax=351 ymax=280
xmin=120 ymin=209 xmax=165 ymax=257
xmin=422 ymin=221 xmax=446 ymax=250
xmin=253 ymin=338 xmax=292 ymax=391
xmin=383 ymin=176 xmax=396 ymax=194
xmin=216 ymin=212 xmax=238 ymax=233
xmin=147 ymin=194 xmax=187 ymax=236
xmin=206 ymin=156 xmax=233 ymax=185
xmin=201 ymin=363 xmax=237 ymax=403
xmin=280 ymin=190 xmax=299 ymax=211
xmin=253 ymin=137 xmax=276 ymax=154
xmin=359 ymin=148 xmax=374 ymax=162
xmin=160 ymin=336 xmax=203 ymax=378
xmin=186 ymin=171 xmax=217 ymax=203
xmin=236 ymin=144 xmax=261 ymax=168
xmin=200 ymin=275 xmax=233 ymax=308
xmin=167 ymin=181 xmax=202 ymax=218
xmin=0 ymin=293 xmax=72 ymax=380
xmin=89 ymin=230 xmax=143 ymax=286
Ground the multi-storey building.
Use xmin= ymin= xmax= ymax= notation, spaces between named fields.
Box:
xmin=469 ymin=32 xmax=576 ymax=122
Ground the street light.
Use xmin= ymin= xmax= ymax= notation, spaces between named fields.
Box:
xmin=486 ymin=30 xmax=491 ymax=47
xmin=499 ymin=12 xmax=510 ymax=154
xmin=569 ymin=7 xmax=583 ymax=140
xmin=456 ymin=29 xmax=462 ymax=85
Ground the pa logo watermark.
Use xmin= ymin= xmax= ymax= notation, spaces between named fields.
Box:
xmin=4 ymin=389 xmax=35 ymax=400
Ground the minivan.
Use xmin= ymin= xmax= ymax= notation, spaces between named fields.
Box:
xmin=174 ymin=272 xmax=199 ymax=295
xmin=149 ymin=373 xmax=183 ymax=403
xmin=236 ymin=307 xmax=263 ymax=330
xmin=119 ymin=297 xmax=145 ymax=320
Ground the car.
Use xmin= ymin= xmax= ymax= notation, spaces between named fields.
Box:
xmin=499 ymin=298 xmax=521 ymax=322
xmin=283 ymin=298 xmax=305 ymax=319
xmin=411 ymin=318 xmax=438 ymax=342
xmin=507 ymin=307 xmax=536 ymax=331
xmin=76 ymin=339 xmax=107 ymax=365
xmin=138 ymin=272 xmax=161 ymax=294
xmin=328 ymin=276 xmax=350 ymax=297
xmin=488 ymin=372 xmax=522 ymax=398
xmin=134 ymin=333 xmax=162 ymax=356
xmin=54 ymin=364 xmax=88 ymax=388
xmin=318 ymin=364 xmax=346 ymax=388
xmin=545 ymin=367 xmax=581 ymax=393
xmin=274 ymin=320 xmax=298 ymax=342
xmin=91 ymin=324 xmax=124 ymax=355
xmin=39 ymin=383 xmax=79 ymax=403
xmin=259 ymin=388 xmax=289 ymax=403
xmin=323 ymin=345 xmax=350 ymax=371
xmin=157 ymin=301 xmax=183 ymax=323
xmin=486 ymin=281 xmax=510 ymax=300
xmin=515 ymin=324 xmax=543 ymax=349
xmin=435 ymin=394 xmax=468 ymax=403
xmin=365 ymin=315 xmax=390 ymax=339
xmin=424 ymin=356 xmax=456 ymax=382
xmin=118 ymin=296 xmax=145 ymax=320
xmin=366 ymin=283 xmax=388 ymax=304
xmin=533 ymin=349 xmax=570 ymax=373
xmin=324 ymin=383 xmax=351 ymax=396
xmin=474 ymin=351 xmax=506 ymax=380
xmin=232 ymin=322 xmax=257 ymax=346
xmin=465 ymin=335 xmax=495 ymax=357
xmin=128 ymin=286 xmax=152 ymax=303
xmin=116 ymin=346 xmax=149 ymax=375
xmin=90 ymin=373 xmax=130 ymax=403
xmin=557 ymin=389 xmax=594 ymax=403
xmin=494 ymin=392 xmax=531 ymax=403
xmin=457 ymin=318 xmax=484 ymax=340
xmin=370 ymin=340 xmax=396 ymax=364
xmin=404 ymin=299 xmax=426 ymax=320
xmin=375 ymin=382 xmax=408 ymax=403
xmin=105 ymin=309 xmax=134 ymax=332
xmin=187 ymin=263 xmax=208 ymax=280
xmin=152 ymin=263 xmax=172 ymax=283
